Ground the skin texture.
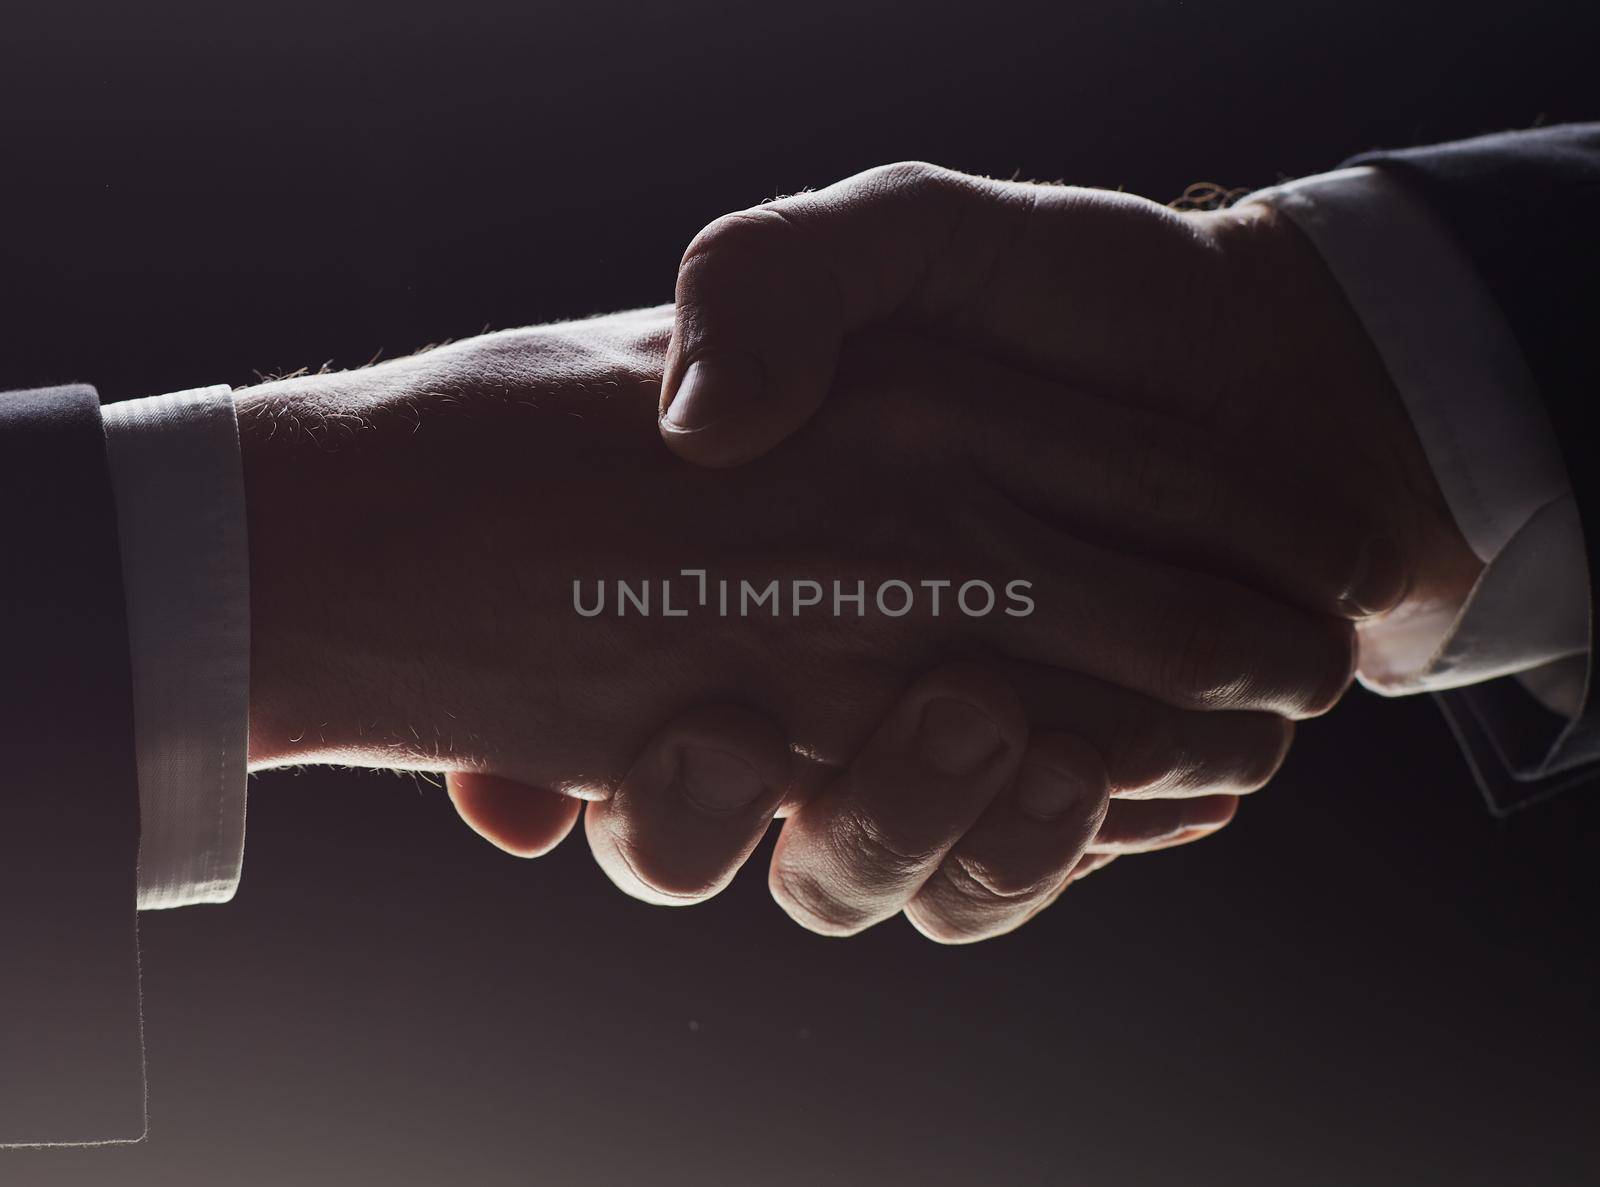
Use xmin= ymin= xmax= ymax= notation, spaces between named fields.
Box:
xmin=658 ymin=163 xmax=1479 ymax=624
xmin=237 ymin=303 xmax=1369 ymax=942
xmin=651 ymin=164 xmax=1486 ymax=935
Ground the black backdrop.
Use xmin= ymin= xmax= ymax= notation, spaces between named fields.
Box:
xmin=2 ymin=2 xmax=1597 ymax=1183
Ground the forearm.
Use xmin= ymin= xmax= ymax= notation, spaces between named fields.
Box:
xmin=235 ymin=315 xmax=680 ymax=776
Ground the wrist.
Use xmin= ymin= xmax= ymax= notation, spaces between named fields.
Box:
xmin=1201 ymin=199 xmax=1484 ymax=628
xmin=232 ymin=321 xmax=670 ymax=776
xmin=236 ymin=375 xmax=364 ymax=767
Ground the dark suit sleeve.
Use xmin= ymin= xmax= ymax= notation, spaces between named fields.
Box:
xmin=0 ymin=385 xmax=146 ymax=1144
xmin=1346 ymin=124 xmax=1600 ymax=814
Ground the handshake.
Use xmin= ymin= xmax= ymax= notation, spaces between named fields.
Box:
xmin=240 ymin=164 xmax=1479 ymax=943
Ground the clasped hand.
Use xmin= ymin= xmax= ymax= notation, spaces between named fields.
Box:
xmin=239 ymin=164 xmax=1477 ymax=942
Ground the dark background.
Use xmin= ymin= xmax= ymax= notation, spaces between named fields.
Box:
xmin=3 ymin=1 xmax=1597 ymax=1183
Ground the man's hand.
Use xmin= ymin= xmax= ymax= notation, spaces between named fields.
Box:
xmin=657 ymin=163 xmax=1481 ymax=628
xmin=452 ymin=669 xmax=1236 ymax=944
xmin=235 ymin=305 xmax=1352 ymax=939
xmin=652 ymin=163 xmax=1486 ymax=920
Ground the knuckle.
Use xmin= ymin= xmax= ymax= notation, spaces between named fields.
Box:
xmin=1155 ymin=606 xmax=1248 ymax=710
xmin=684 ymin=162 xmax=963 ymax=274
xmin=1111 ymin=708 xmax=1293 ymax=797
xmin=1105 ymin=707 xmax=1196 ymax=794
xmin=840 ymin=800 xmax=941 ymax=881
xmin=680 ymin=205 xmax=804 ymax=271
xmin=768 ymin=859 xmax=872 ymax=937
xmin=852 ymin=162 xmax=976 ymax=231
xmin=943 ymin=850 xmax=1054 ymax=903
xmin=905 ymin=874 xmax=1036 ymax=945
xmin=862 ymin=160 xmax=956 ymax=197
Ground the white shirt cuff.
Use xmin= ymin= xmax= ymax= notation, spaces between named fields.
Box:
xmin=103 ymin=387 xmax=250 ymax=911
xmin=1243 ymin=167 xmax=1589 ymax=715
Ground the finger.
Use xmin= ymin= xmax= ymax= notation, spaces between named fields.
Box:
xmin=996 ymin=659 xmax=1294 ymax=798
xmin=1008 ymin=849 xmax=1124 ymax=932
xmin=660 ymin=163 xmax=1024 ymax=466
xmin=585 ymin=705 xmax=792 ymax=906
xmin=659 ymin=165 xmax=1264 ymax=468
xmin=1019 ymin=802 xmax=1229 ymax=928
xmin=775 ymin=663 xmax=1289 ymax=838
xmin=447 ymin=772 xmax=582 ymax=859
xmin=976 ymin=503 xmax=1358 ymax=718
xmin=768 ymin=663 xmax=1026 ymax=937
xmin=1087 ymin=795 xmax=1239 ymax=854
xmin=905 ymin=733 xmax=1110 ymax=944
xmin=1068 ymin=851 xmax=1118 ymax=883
xmin=1007 ymin=851 xmax=1122 ymax=929
xmin=770 ymin=661 xmax=1288 ymax=820
xmin=963 ymin=366 xmax=1410 ymax=619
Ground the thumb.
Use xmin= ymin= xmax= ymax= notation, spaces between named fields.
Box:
xmin=658 ymin=163 xmax=1013 ymax=466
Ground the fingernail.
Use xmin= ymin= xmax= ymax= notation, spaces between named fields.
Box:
xmin=916 ymin=698 xmax=1002 ymax=775
xmin=1015 ymin=761 xmax=1088 ymax=822
xmin=1340 ymin=536 xmax=1409 ymax=617
xmin=661 ymin=354 xmax=766 ymax=434
xmin=676 ymin=746 xmax=768 ymax=814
